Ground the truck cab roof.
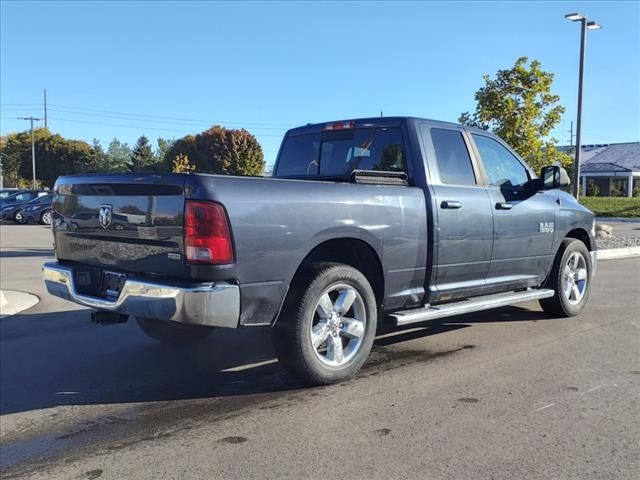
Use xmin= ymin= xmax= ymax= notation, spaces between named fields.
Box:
xmin=285 ymin=116 xmax=490 ymax=137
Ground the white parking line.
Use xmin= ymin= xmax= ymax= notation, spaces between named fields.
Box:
xmin=220 ymin=359 xmax=279 ymax=372
xmin=534 ymin=403 xmax=555 ymax=412
xmin=579 ymin=384 xmax=610 ymax=395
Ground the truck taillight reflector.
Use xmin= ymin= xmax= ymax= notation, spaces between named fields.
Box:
xmin=324 ymin=121 xmax=356 ymax=131
xmin=185 ymin=200 xmax=233 ymax=264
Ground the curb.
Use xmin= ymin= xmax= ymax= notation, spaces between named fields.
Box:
xmin=0 ymin=290 xmax=40 ymax=318
xmin=597 ymin=247 xmax=640 ymax=260
xmin=595 ymin=217 xmax=640 ymax=224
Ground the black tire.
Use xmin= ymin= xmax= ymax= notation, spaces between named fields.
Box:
xmin=273 ymin=262 xmax=378 ymax=385
xmin=13 ymin=210 xmax=27 ymax=224
xmin=539 ymin=238 xmax=593 ymax=317
xmin=136 ymin=317 xmax=214 ymax=344
xmin=40 ymin=209 xmax=52 ymax=225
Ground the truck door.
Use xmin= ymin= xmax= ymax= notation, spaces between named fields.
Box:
xmin=470 ymin=133 xmax=556 ymax=290
xmin=420 ymin=125 xmax=494 ymax=301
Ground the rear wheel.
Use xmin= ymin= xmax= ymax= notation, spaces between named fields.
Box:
xmin=13 ymin=210 xmax=26 ymax=224
xmin=136 ymin=317 xmax=214 ymax=344
xmin=273 ymin=262 xmax=377 ymax=385
xmin=40 ymin=209 xmax=52 ymax=225
xmin=539 ymin=238 xmax=592 ymax=317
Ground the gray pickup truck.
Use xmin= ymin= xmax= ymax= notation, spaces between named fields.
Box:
xmin=43 ymin=117 xmax=596 ymax=384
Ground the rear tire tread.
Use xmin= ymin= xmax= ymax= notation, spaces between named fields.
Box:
xmin=273 ymin=262 xmax=377 ymax=386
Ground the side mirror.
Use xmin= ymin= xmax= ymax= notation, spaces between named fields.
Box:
xmin=540 ymin=165 xmax=570 ymax=190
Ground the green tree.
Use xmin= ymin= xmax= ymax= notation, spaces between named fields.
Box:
xmin=91 ymin=138 xmax=108 ymax=172
xmin=459 ymin=57 xmax=572 ymax=172
xmin=105 ymin=138 xmax=132 ymax=172
xmin=2 ymin=128 xmax=96 ymax=187
xmin=156 ymin=137 xmax=174 ymax=165
xmin=166 ymin=125 xmax=264 ymax=176
xmin=130 ymin=135 xmax=156 ymax=172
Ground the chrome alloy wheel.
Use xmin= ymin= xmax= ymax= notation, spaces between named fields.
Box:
xmin=310 ymin=283 xmax=366 ymax=367
xmin=562 ymin=251 xmax=588 ymax=305
xmin=41 ymin=210 xmax=52 ymax=225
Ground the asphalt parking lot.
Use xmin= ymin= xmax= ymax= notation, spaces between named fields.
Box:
xmin=1 ymin=224 xmax=639 ymax=479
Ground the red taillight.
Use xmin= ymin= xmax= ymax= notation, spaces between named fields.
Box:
xmin=185 ymin=200 xmax=234 ymax=264
xmin=324 ymin=121 xmax=356 ymax=131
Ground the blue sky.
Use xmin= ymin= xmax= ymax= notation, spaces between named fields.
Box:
xmin=1 ymin=1 xmax=639 ymax=166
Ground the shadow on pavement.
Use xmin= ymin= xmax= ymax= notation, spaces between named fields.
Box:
xmin=0 ymin=304 xmax=552 ymax=415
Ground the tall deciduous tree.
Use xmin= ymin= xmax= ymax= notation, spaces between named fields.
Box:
xmin=166 ymin=126 xmax=264 ymax=176
xmin=459 ymin=57 xmax=571 ymax=172
xmin=1 ymin=128 xmax=96 ymax=187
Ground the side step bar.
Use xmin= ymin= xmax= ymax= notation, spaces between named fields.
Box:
xmin=388 ymin=289 xmax=555 ymax=327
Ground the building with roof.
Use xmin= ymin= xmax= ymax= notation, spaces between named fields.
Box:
xmin=568 ymin=142 xmax=640 ymax=197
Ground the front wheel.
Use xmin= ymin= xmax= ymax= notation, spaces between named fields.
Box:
xmin=40 ymin=209 xmax=52 ymax=225
xmin=539 ymin=238 xmax=593 ymax=317
xmin=136 ymin=317 xmax=214 ymax=344
xmin=273 ymin=262 xmax=378 ymax=385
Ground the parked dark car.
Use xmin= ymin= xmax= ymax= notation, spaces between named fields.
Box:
xmin=0 ymin=189 xmax=22 ymax=200
xmin=0 ymin=189 xmax=47 ymax=205
xmin=23 ymin=193 xmax=55 ymax=225
xmin=1 ymin=191 xmax=50 ymax=224
xmin=43 ymin=117 xmax=596 ymax=385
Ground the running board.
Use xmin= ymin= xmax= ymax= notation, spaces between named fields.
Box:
xmin=388 ymin=289 xmax=555 ymax=326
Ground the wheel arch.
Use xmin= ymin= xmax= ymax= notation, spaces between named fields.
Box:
xmin=275 ymin=237 xmax=385 ymax=325
xmin=565 ymin=228 xmax=592 ymax=251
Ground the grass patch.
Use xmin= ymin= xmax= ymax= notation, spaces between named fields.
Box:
xmin=579 ymin=196 xmax=640 ymax=218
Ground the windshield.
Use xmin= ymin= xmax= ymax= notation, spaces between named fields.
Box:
xmin=275 ymin=127 xmax=407 ymax=179
xmin=0 ymin=191 xmax=19 ymax=199
xmin=2 ymin=192 xmax=26 ymax=202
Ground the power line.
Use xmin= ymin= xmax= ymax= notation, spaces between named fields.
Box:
xmin=44 ymin=107 xmax=288 ymax=131
xmin=45 ymin=116 xmax=285 ymax=137
xmin=47 ymin=103 xmax=295 ymax=128
xmin=0 ymin=103 xmax=42 ymax=106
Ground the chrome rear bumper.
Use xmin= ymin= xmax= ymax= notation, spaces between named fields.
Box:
xmin=42 ymin=262 xmax=240 ymax=328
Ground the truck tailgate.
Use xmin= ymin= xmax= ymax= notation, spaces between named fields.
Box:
xmin=53 ymin=174 xmax=187 ymax=278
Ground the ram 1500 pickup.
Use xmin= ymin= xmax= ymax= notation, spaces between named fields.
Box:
xmin=43 ymin=117 xmax=596 ymax=384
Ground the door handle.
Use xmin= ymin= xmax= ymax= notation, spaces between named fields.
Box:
xmin=496 ymin=202 xmax=513 ymax=210
xmin=441 ymin=200 xmax=462 ymax=209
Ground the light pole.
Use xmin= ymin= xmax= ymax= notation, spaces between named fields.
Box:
xmin=565 ymin=12 xmax=601 ymax=198
xmin=0 ymin=153 xmax=6 ymax=190
xmin=17 ymin=116 xmax=43 ymax=189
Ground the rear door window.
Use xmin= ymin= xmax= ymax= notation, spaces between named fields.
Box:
xmin=428 ymin=128 xmax=477 ymax=186
xmin=12 ymin=192 xmax=36 ymax=202
xmin=276 ymin=127 xmax=407 ymax=178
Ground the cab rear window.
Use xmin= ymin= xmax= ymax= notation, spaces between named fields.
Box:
xmin=275 ymin=127 xmax=407 ymax=178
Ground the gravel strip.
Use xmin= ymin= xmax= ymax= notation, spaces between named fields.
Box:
xmin=596 ymin=235 xmax=640 ymax=250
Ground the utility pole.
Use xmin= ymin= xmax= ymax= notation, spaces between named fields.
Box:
xmin=568 ymin=121 xmax=574 ymax=152
xmin=17 ymin=117 xmax=43 ymax=189
xmin=44 ymin=89 xmax=48 ymax=128
xmin=0 ymin=153 xmax=6 ymax=190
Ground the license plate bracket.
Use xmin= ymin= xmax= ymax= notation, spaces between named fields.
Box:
xmin=101 ymin=270 xmax=126 ymax=298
